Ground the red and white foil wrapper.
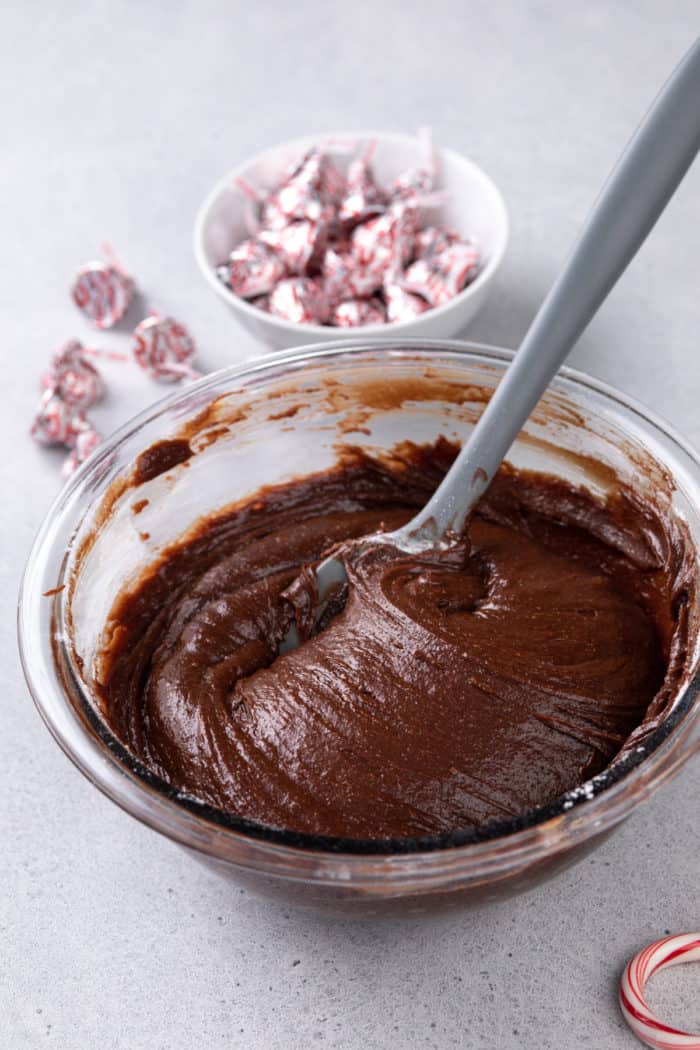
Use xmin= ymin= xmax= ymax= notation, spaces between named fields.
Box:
xmin=217 ymin=239 xmax=285 ymax=298
xmin=389 ymin=166 xmax=434 ymax=201
xmin=619 ymin=933 xmax=700 ymax=1049
xmin=62 ymin=421 xmax=101 ymax=477
xmin=388 ymin=127 xmax=436 ymax=202
xmin=384 ymin=283 xmax=429 ymax=323
xmin=331 ymin=298 xmax=386 ymax=327
xmin=318 ymin=157 xmax=347 ymax=210
xmin=352 ymin=202 xmax=418 ymax=271
xmin=31 ymin=390 xmax=101 ymax=475
xmin=218 ymin=133 xmax=480 ymax=328
xmin=71 ymin=261 xmax=133 ymax=328
xmin=337 ymin=141 xmax=385 ymax=226
xmin=262 ymin=149 xmax=328 ymax=228
xmin=322 ymin=248 xmax=385 ymax=302
xmin=414 ymin=225 xmax=461 ymax=258
xmin=132 ymin=315 xmax=199 ymax=382
xmin=402 ymin=241 xmax=480 ymax=306
xmin=31 ymin=390 xmax=77 ymax=446
xmin=268 ymin=277 xmax=329 ymax=325
xmin=40 ymin=339 xmax=105 ymax=412
xmin=259 ymin=220 xmax=328 ymax=275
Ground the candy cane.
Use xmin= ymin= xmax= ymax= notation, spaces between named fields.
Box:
xmin=620 ymin=934 xmax=700 ymax=1048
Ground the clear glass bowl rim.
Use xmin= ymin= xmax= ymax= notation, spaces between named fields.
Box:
xmin=17 ymin=338 xmax=700 ymax=886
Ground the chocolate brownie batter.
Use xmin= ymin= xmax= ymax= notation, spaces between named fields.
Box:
xmin=96 ymin=440 xmax=693 ymax=838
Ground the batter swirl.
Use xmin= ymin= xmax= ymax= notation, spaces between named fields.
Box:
xmin=98 ymin=441 xmax=693 ymax=838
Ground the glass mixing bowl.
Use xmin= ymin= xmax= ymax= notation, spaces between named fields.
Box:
xmin=18 ymin=340 xmax=700 ymax=914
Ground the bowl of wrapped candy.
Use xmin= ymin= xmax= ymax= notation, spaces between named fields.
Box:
xmin=193 ymin=130 xmax=509 ymax=349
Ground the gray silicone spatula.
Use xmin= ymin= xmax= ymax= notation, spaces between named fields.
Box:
xmin=280 ymin=37 xmax=700 ymax=654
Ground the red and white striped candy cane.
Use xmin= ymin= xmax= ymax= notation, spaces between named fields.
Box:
xmin=620 ymin=933 xmax=700 ymax=1049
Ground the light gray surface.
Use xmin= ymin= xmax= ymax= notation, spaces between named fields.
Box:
xmin=2 ymin=2 xmax=700 ymax=1047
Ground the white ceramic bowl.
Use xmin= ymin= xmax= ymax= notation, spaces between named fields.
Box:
xmin=193 ymin=131 xmax=509 ymax=350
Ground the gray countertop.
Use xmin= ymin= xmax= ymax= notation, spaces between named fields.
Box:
xmin=2 ymin=2 xmax=700 ymax=1047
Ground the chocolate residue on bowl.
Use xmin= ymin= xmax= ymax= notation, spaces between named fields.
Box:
xmin=43 ymin=584 xmax=66 ymax=598
xmin=133 ymin=439 xmax=193 ymax=484
xmin=93 ymin=439 xmax=695 ymax=840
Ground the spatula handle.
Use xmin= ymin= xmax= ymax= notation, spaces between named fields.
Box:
xmin=405 ymin=37 xmax=700 ymax=543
